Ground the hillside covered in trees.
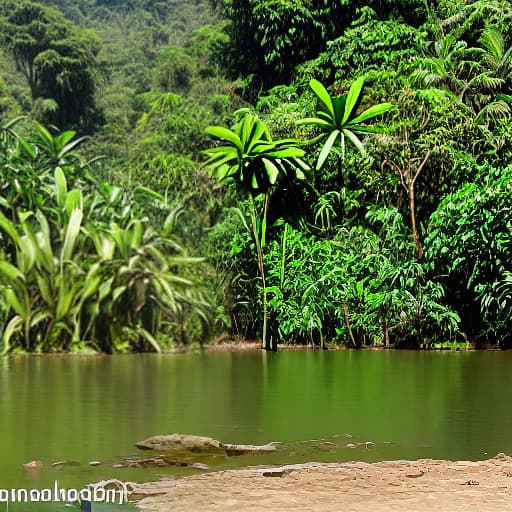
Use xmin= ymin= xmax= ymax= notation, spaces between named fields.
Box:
xmin=0 ymin=0 xmax=511 ymax=352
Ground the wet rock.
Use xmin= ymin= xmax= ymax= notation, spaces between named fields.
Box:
xmin=23 ymin=460 xmax=42 ymax=469
xmin=190 ymin=463 xmax=209 ymax=470
xmin=262 ymin=469 xmax=287 ymax=477
xmin=317 ymin=442 xmax=337 ymax=452
xmin=223 ymin=442 xmax=279 ymax=456
xmin=89 ymin=461 xmax=103 ymax=467
xmin=135 ymin=434 xmax=223 ymax=453
xmin=114 ymin=455 xmax=194 ymax=468
xmin=51 ymin=461 xmax=80 ymax=468
xmin=346 ymin=443 xmax=357 ymax=449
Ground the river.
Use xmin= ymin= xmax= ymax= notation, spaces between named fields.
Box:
xmin=1 ymin=350 xmax=511 ymax=509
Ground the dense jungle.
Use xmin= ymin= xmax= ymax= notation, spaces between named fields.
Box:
xmin=0 ymin=0 xmax=511 ymax=353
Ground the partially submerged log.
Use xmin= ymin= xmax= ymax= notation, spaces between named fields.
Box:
xmin=135 ymin=434 xmax=280 ymax=457
xmin=222 ymin=442 xmax=279 ymax=456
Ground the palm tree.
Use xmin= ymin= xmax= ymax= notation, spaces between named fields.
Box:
xmin=297 ymin=77 xmax=393 ymax=170
xmin=205 ymin=113 xmax=309 ymax=350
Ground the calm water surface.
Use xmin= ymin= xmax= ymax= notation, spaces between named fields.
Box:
xmin=1 ymin=350 xmax=512 ymax=499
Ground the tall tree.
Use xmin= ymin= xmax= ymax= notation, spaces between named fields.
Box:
xmin=0 ymin=0 xmax=102 ymax=129
xmin=205 ymin=113 xmax=309 ymax=350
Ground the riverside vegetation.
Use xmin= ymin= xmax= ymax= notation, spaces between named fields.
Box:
xmin=0 ymin=0 xmax=511 ymax=353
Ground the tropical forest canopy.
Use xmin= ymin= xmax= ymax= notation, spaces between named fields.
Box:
xmin=0 ymin=0 xmax=511 ymax=353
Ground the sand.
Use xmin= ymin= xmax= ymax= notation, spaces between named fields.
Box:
xmin=132 ymin=453 xmax=512 ymax=511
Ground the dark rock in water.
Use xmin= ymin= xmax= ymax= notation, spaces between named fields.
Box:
xmin=135 ymin=434 xmax=280 ymax=457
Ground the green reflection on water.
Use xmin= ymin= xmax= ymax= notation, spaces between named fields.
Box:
xmin=0 ymin=350 xmax=512 ymax=498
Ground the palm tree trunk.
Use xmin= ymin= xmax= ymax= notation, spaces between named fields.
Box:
xmin=249 ymin=195 xmax=271 ymax=350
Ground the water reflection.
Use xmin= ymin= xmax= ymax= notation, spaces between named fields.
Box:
xmin=0 ymin=351 xmax=511 ymax=494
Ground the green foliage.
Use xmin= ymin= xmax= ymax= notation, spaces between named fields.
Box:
xmin=0 ymin=120 xmax=210 ymax=353
xmin=260 ymin=208 xmax=459 ymax=347
xmin=213 ymin=0 xmax=428 ymax=86
xmin=297 ymin=77 xmax=393 ymax=169
xmin=2 ymin=0 xmax=511 ymax=351
xmin=299 ymin=8 xmax=427 ymax=84
xmin=205 ymin=113 xmax=308 ymax=194
xmin=154 ymin=47 xmax=197 ymax=93
xmin=424 ymin=165 xmax=512 ymax=346
xmin=0 ymin=0 xmax=102 ymax=129
xmin=205 ymin=113 xmax=309 ymax=349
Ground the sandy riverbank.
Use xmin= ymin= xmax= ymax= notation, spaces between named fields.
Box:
xmin=133 ymin=454 xmax=512 ymax=512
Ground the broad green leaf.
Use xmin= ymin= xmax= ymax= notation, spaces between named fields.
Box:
xmin=247 ymin=119 xmax=269 ymax=152
xmin=61 ymin=209 xmax=83 ymax=262
xmin=342 ymin=76 xmax=365 ymax=125
xmin=58 ymin=136 xmax=86 ymax=158
xmin=54 ymin=167 xmax=68 ymax=207
xmin=131 ymin=220 xmax=143 ymax=249
xmin=33 ymin=121 xmax=54 ymax=147
xmin=56 ymin=282 xmax=81 ymax=321
xmin=4 ymin=289 xmax=27 ymax=317
xmin=0 ymin=261 xmax=24 ymax=282
xmin=112 ymin=285 xmax=127 ymax=303
xmin=18 ymin=235 xmax=37 ymax=273
xmin=167 ymin=256 xmax=206 ymax=265
xmin=344 ymin=129 xmax=365 ymax=154
xmin=135 ymin=186 xmax=165 ymax=202
xmin=295 ymin=117 xmax=332 ymax=127
xmin=17 ymin=135 xmax=36 ymax=159
xmin=349 ymin=103 xmax=394 ymax=125
xmin=332 ymin=95 xmax=347 ymax=126
xmin=205 ymin=125 xmax=243 ymax=148
xmin=31 ymin=311 xmax=52 ymax=328
xmin=100 ymin=236 xmax=115 ymax=260
xmin=317 ymin=130 xmax=340 ymax=169
xmin=98 ymin=277 xmax=114 ymax=302
xmin=2 ymin=316 xmax=23 ymax=354
xmin=108 ymin=186 xmax=123 ymax=204
xmin=79 ymin=275 xmax=101 ymax=303
xmin=241 ymin=115 xmax=256 ymax=152
xmin=266 ymin=147 xmax=305 ymax=158
xmin=0 ymin=210 xmax=20 ymax=245
xmin=34 ymin=230 xmax=54 ymax=273
xmin=160 ymin=273 xmax=195 ymax=286
xmin=310 ymin=79 xmax=335 ymax=119
xmin=64 ymin=189 xmax=83 ymax=215
xmin=262 ymin=158 xmax=280 ymax=184
xmin=138 ymin=328 xmax=161 ymax=352
xmin=36 ymin=274 xmax=54 ymax=306
xmin=55 ymin=130 xmax=76 ymax=148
